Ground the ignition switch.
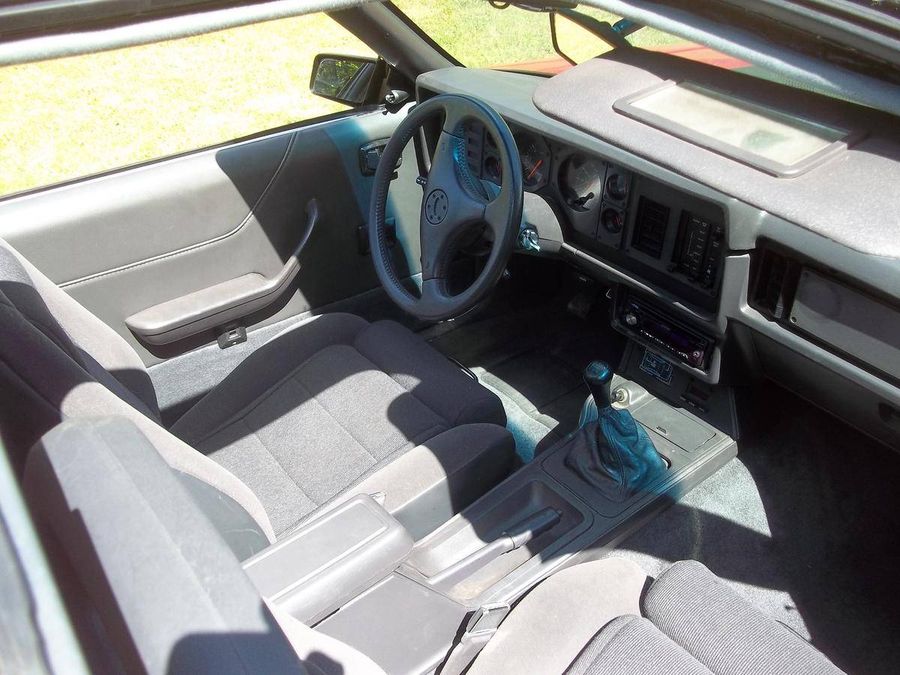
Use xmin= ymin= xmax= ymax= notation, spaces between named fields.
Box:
xmin=518 ymin=227 xmax=540 ymax=252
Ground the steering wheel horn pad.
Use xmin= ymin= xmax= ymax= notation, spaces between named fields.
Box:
xmin=368 ymin=94 xmax=523 ymax=322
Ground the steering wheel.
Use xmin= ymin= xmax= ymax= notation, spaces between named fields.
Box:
xmin=369 ymin=94 xmax=523 ymax=321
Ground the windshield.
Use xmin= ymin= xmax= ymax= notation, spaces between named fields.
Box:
xmin=391 ymin=0 xmax=737 ymax=75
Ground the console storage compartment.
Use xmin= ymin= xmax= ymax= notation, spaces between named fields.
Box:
xmin=243 ymin=495 xmax=413 ymax=623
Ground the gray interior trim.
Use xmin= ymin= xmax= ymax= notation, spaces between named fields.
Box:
xmin=0 ymin=0 xmax=376 ymax=66
xmin=531 ymin=51 xmax=900 ymax=259
xmin=125 ymin=200 xmax=319 ymax=345
xmin=243 ymin=494 xmax=413 ymax=624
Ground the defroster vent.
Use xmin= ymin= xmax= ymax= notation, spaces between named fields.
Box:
xmin=632 ymin=197 xmax=670 ymax=259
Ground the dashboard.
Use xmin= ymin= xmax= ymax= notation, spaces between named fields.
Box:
xmin=416 ymin=50 xmax=900 ymax=450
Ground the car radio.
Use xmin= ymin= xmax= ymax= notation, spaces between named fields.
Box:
xmin=614 ymin=292 xmax=714 ymax=370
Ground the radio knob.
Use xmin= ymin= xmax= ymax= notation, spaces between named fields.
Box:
xmin=624 ymin=312 xmax=639 ymax=327
xmin=689 ymin=349 xmax=704 ymax=367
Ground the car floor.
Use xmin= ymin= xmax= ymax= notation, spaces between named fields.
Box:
xmin=423 ymin=287 xmax=625 ymax=462
xmin=426 ymin=281 xmax=900 ymax=674
xmin=614 ymin=382 xmax=900 ymax=675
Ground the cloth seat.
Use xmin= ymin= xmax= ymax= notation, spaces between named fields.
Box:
xmin=468 ymin=558 xmax=844 ymax=675
xmin=171 ymin=313 xmax=507 ymax=535
xmin=0 ymin=237 xmax=511 ymax=549
xmin=23 ymin=416 xmax=844 ymax=675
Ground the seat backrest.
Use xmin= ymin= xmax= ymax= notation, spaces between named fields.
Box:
xmin=0 ymin=238 xmax=276 ymax=554
xmin=0 ymin=238 xmax=159 ymax=421
xmin=24 ymin=417 xmax=385 ymax=675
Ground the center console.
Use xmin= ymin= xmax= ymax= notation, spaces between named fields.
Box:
xmin=249 ymin=346 xmax=738 ymax=674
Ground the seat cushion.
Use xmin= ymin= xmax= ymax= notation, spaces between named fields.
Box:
xmin=470 ymin=558 xmax=844 ymax=675
xmin=567 ymin=615 xmax=713 ymax=675
xmin=639 ymin=560 xmax=843 ymax=675
xmin=468 ymin=558 xmax=650 ymax=675
xmin=171 ymin=313 xmax=507 ymax=536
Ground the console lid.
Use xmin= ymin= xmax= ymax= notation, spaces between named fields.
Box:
xmin=243 ymin=495 xmax=414 ymax=624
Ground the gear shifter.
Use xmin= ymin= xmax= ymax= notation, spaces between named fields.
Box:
xmin=584 ymin=360 xmax=614 ymax=410
xmin=566 ymin=361 xmax=668 ymax=502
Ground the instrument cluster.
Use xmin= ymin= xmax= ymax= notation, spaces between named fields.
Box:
xmin=462 ymin=119 xmax=726 ymax=312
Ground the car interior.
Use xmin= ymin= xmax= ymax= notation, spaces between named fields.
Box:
xmin=1 ymin=1 xmax=899 ymax=674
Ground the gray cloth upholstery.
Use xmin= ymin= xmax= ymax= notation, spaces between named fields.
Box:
xmin=172 ymin=313 xmax=507 ymax=536
xmin=0 ymin=236 xmax=510 ymax=549
xmin=470 ymin=558 xmax=844 ymax=675
xmin=0 ymin=239 xmax=277 ymax=547
xmin=567 ymin=615 xmax=713 ymax=675
xmin=23 ymin=418 xmax=303 ymax=675
xmin=468 ymin=558 xmax=649 ymax=675
xmin=23 ymin=416 xmax=384 ymax=675
xmin=639 ymin=560 xmax=843 ymax=675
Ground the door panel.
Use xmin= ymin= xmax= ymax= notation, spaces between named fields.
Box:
xmin=0 ymin=108 xmax=420 ymax=364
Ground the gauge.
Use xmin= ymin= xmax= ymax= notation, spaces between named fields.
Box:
xmin=514 ymin=131 xmax=551 ymax=190
xmin=601 ymin=207 xmax=625 ymax=234
xmin=484 ymin=154 xmax=501 ymax=183
xmin=605 ymin=171 xmax=630 ymax=202
xmin=560 ymin=155 xmax=605 ymax=210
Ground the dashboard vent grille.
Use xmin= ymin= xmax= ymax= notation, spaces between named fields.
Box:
xmin=750 ymin=247 xmax=802 ymax=320
xmin=632 ymin=197 xmax=670 ymax=259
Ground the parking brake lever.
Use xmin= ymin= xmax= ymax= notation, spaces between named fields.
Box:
xmin=430 ymin=508 xmax=561 ymax=589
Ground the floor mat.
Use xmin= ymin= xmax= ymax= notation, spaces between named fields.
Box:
xmin=614 ymin=382 xmax=900 ymax=675
xmin=427 ymin=297 xmax=624 ymax=462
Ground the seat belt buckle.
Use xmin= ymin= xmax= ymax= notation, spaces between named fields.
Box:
xmin=439 ymin=603 xmax=511 ymax=675
xmin=465 ymin=602 xmax=511 ymax=636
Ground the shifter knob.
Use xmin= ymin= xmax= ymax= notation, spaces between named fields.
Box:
xmin=584 ymin=361 xmax=614 ymax=411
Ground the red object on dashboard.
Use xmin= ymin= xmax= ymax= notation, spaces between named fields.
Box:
xmin=497 ymin=43 xmax=750 ymax=75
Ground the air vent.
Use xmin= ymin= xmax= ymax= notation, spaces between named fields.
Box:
xmin=632 ymin=197 xmax=670 ymax=259
xmin=750 ymin=247 xmax=802 ymax=320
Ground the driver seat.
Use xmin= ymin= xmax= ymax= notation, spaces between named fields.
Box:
xmin=0 ymin=238 xmax=512 ymax=552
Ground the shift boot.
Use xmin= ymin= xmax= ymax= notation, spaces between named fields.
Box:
xmin=566 ymin=361 xmax=668 ymax=501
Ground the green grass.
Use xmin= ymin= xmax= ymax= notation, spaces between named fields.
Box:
xmin=0 ymin=1 xmax=685 ymax=197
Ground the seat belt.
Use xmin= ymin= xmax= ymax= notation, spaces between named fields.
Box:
xmin=439 ymin=602 xmax=510 ymax=675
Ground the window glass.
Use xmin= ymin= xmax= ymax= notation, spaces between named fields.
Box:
xmin=0 ymin=15 xmax=375 ymax=197
xmin=393 ymin=0 xmax=686 ymax=73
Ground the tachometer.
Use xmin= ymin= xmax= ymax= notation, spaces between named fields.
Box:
xmin=560 ymin=154 xmax=605 ymax=211
xmin=514 ymin=131 xmax=551 ymax=190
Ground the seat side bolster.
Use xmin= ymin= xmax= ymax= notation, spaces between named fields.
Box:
xmin=23 ymin=417 xmax=302 ymax=674
xmin=467 ymin=557 xmax=649 ymax=675
xmin=644 ymin=560 xmax=846 ymax=675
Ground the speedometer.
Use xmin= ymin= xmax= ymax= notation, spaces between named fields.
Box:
xmin=514 ymin=131 xmax=551 ymax=191
xmin=560 ymin=155 xmax=605 ymax=211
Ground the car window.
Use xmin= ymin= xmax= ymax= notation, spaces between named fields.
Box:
xmin=0 ymin=14 xmax=375 ymax=198
xmin=392 ymin=0 xmax=688 ymax=74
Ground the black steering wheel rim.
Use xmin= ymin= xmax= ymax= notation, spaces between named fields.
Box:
xmin=369 ymin=94 xmax=523 ymax=322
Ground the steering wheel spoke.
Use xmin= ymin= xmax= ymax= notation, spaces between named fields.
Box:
xmin=420 ymin=130 xmax=489 ymax=280
xmin=369 ymin=94 xmax=523 ymax=322
xmin=484 ymin=191 xmax=513 ymax=239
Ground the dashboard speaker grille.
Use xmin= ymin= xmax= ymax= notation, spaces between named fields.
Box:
xmin=632 ymin=197 xmax=670 ymax=258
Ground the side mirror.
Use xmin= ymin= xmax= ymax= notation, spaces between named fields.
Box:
xmin=310 ymin=53 xmax=384 ymax=106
